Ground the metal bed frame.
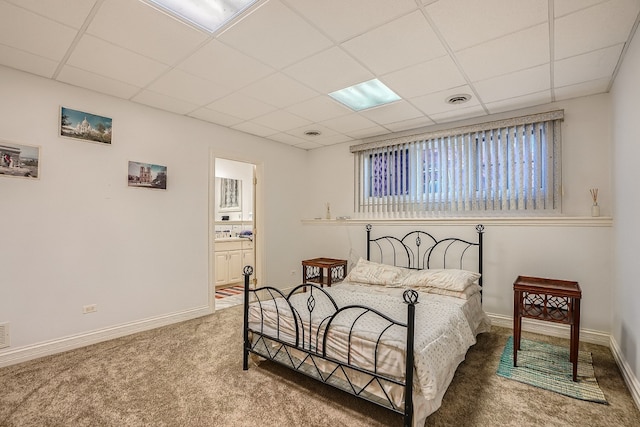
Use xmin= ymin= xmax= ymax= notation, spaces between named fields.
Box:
xmin=242 ymin=224 xmax=484 ymax=427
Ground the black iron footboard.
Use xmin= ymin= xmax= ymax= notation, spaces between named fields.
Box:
xmin=242 ymin=266 xmax=418 ymax=427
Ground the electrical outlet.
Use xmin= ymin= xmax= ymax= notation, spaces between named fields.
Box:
xmin=82 ymin=304 xmax=97 ymax=314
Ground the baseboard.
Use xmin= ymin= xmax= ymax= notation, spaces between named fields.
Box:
xmin=487 ymin=312 xmax=611 ymax=347
xmin=0 ymin=306 xmax=212 ymax=368
xmin=610 ymin=336 xmax=640 ymax=411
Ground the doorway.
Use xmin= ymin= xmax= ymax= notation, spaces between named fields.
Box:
xmin=211 ymin=157 xmax=259 ymax=310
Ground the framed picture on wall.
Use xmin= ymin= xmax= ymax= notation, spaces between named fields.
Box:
xmin=59 ymin=106 xmax=112 ymax=145
xmin=127 ymin=161 xmax=167 ymax=190
xmin=0 ymin=140 xmax=40 ymax=180
xmin=217 ymin=177 xmax=242 ymax=212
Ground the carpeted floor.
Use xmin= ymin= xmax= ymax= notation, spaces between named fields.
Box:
xmin=1 ymin=305 xmax=638 ymax=426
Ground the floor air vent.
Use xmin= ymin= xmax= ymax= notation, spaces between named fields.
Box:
xmin=0 ymin=323 xmax=9 ymax=349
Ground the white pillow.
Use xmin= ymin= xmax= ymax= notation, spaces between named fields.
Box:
xmin=418 ymin=284 xmax=481 ymax=300
xmin=344 ymin=258 xmax=409 ymax=286
xmin=401 ymin=268 xmax=481 ymax=291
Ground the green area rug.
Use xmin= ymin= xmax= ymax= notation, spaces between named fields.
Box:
xmin=497 ymin=336 xmax=607 ymax=404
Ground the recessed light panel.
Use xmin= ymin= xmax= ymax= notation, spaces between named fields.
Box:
xmin=148 ymin=0 xmax=259 ymax=33
xmin=329 ymin=79 xmax=401 ymax=111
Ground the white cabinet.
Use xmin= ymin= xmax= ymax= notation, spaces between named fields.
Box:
xmin=215 ymin=239 xmax=253 ymax=286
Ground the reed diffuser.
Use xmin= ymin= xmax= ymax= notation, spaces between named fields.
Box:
xmin=590 ymin=188 xmax=600 ymax=217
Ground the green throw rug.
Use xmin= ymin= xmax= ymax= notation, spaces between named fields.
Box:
xmin=497 ymin=336 xmax=608 ymax=404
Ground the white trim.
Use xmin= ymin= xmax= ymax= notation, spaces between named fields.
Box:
xmin=610 ymin=336 xmax=640 ymax=411
xmin=302 ymin=216 xmax=613 ymax=227
xmin=0 ymin=306 xmax=211 ymax=368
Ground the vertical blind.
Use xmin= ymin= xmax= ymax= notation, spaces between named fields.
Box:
xmin=351 ymin=110 xmax=563 ymax=217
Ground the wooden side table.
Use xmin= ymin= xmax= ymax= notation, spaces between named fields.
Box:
xmin=302 ymin=258 xmax=347 ymax=288
xmin=513 ymin=275 xmax=582 ymax=381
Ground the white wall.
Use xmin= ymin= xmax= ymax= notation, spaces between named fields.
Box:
xmin=0 ymin=66 xmax=307 ymax=359
xmin=303 ymin=94 xmax=614 ymax=334
xmin=611 ymin=28 xmax=640 ymax=384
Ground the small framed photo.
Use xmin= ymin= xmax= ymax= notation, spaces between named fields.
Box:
xmin=0 ymin=140 xmax=40 ymax=180
xmin=128 ymin=161 xmax=167 ymax=190
xmin=60 ymin=106 xmax=112 ymax=145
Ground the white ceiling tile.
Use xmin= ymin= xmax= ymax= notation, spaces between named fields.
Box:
xmin=292 ymin=140 xmax=323 ymax=150
xmin=57 ymin=65 xmax=141 ymax=99
xmin=485 ymin=91 xmax=552 ymax=114
xmin=410 ymin=85 xmax=480 ymax=116
xmin=554 ymin=78 xmax=610 ymax=101
xmin=283 ymin=47 xmax=373 ymax=93
xmin=239 ymin=73 xmax=318 ymax=108
xmin=473 ymin=65 xmax=550 ymax=104
xmin=554 ymin=0 xmax=639 ymax=60
xmin=231 ymin=121 xmax=279 ymax=137
xmin=5 ymin=0 xmax=96 ymax=29
xmin=188 ymin=108 xmax=244 ymax=127
xmin=321 ymin=114 xmax=380 ymax=134
xmin=179 ymin=40 xmax=274 ymax=90
xmin=285 ymin=96 xmax=352 ymax=122
xmin=0 ymin=1 xmax=77 ymax=60
xmin=457 ymin=24 xmax=549 ymax=82
xmin=381 ymin=56 xmax=467 ymax=99
xmin=430 ymin=105 xmax=487 ymax=124
xmin=206 ymin=93 xmax=277 ymax=120
xmin=384 ymin=116 xmax=436 ymax=132
xmin=67 ymin=35 xmax=168 ymax=87
xmin=359 ymin=101 xmax=424 ymax=125
xmin=87 ymin=0 xmax=208 ymax=65
xmin=132 ymin=90 xmax=200 ymax=115
xmin=286 ymin=124 xmax=340 ymax=140
xmin=554 ymin=0 xmax=607 ymax=18
xmin=217 ymin=0 xmax=332 ymax=69
xmin=342 ymin=11 xmax=447 ymax=75
xmin=268 ymin=132 xmax=310 ymax=147
xmin=252 ymin=110 xmax=312 ymax=132
xmin=426 ymin=0 xmax=548 ymax=51
xmin=286 ymin=0 xmax=418 ymax=42
xmin=346 ymin=125 xmax=390 ymax=139
xmin=147 ymin=69 xmax=230 ymax=106
xmin=554 ymin=45 xmax=622 ymax=87
xmin=0 ymin=44 xmax=58 ymax=78
xmin=314 ymin=134 xmax=354 ymax=146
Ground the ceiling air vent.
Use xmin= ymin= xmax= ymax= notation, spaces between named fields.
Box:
xmin=446 ymin=94 xmax=471 ymax=105
xmin=304 ymin=130 xmax=321 ymax=137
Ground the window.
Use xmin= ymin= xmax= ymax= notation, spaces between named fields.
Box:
xmin=352 ymin=110 xmax=563 ymax=216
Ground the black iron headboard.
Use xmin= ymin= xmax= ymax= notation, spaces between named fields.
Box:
xmin=365 ymin=224 xmax=485 ymax=288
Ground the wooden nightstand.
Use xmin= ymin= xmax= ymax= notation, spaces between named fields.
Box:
xmin=302 ymin=258 xmax=347 ymax=288
xmin=513 ymin=275 xmax=582 ymax=381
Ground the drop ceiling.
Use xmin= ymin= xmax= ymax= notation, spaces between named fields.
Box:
xmin=1 ymin=0 xmax=638 ymax=150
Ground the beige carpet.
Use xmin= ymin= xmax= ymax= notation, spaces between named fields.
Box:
xmin=1 ymin=305 xmax=638 ymax=427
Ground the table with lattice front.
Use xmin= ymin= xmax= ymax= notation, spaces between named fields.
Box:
xmin=302 ymin=258 xmax=347 ymax=288
xmin=513 ymin=275 xmax=582 ymax=381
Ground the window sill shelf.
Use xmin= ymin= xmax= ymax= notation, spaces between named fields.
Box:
xmin=301 ymin=216 xmax=613 ymax=227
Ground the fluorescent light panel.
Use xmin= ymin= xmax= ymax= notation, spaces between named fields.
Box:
xmin=329 ymin=79 xmax=401 ymax=111
xmin=148 ymin=0 xmax=259 ymax=33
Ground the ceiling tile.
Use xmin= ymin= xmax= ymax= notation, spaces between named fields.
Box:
xmin=384 ymin=116 xmax=435 ymax=132
xmin=5 ymin=0 xmax=96 ymax=29
xmin=473 ymin=65 xmax=550 ymax=104
xmin=87 ymin=0 xmax=208 ymax=65
xmin=239 ymin=73 xmax=318 ymax=108
xmin=410 ymin=85 xmax=480 ymax=116
xmin=554 ymin=78 xmax=610 ymax=101
xmin=554 ymin=44 xmax=622 ymax=87
xmin=380 ymin=56 xmax=467 ymax=99
xmin=554 ymin=0 xmax=606 ymax=18
xmin=178 ymin=40 xmax=274 ymax=90
xmin=188 ymin=108 xmax=244 ymax=127
xmin=286 ymin=0 xmax=418 ymax=42
xmin=426 ymin=0 xmax=548 ymax=51
xmin=359 ymin=101 xmax=424 ymax=125
xmin=132 ymin=90 xmax=200 ymax=115
xmin=292 ymin=140 xmax=323 ymax=150
xmin=321 ymin=114 xmax=381 ymax=134
xmin=67 ymin=35 xmax=168 ymax=87
xmin=342 ymin=11 xmax=447 ymax=75
xmin=286 ymin=123 xmax=340 ymax=140
xmin=269 ymin=132 xmax=310 ymax=146
xmin=283 ymin=47 xmax=373 ymax=94
xmin=147 ymin=68 xmax=230 ymax=106
xmin=554 ymin=0 xmax=640 ymax=60
xmin=206 ymin=93 xmax=276 ymax=120
xmin=252 ymin=110 xmax=312 ymax=132
xmin=457 ymin=24 xmax=549 ymax=82
xmin=231 ymin=121 xmax=279 ymax=137
xmin=285 ymin=96 xmax=352 ymax=122
xmin=217 ymin=0 xmax=332 ymax=69
xmin=346 ymin=125 xmax=390 ymax=139
xmin=0 ymin=44 xmax=58 ymax=78
xmin=0 ymin=1 xmax=77 ymax=60
xmin=430 ymin=105 xmax=487 ymax=124
xmin=57 ymin=65 xmax=141 ymax=99
xmin=485 ymin=91 xmax=552 ymax=114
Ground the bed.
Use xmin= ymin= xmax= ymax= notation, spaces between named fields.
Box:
xmin=242 ymin=224 xmax=490 ymax=427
